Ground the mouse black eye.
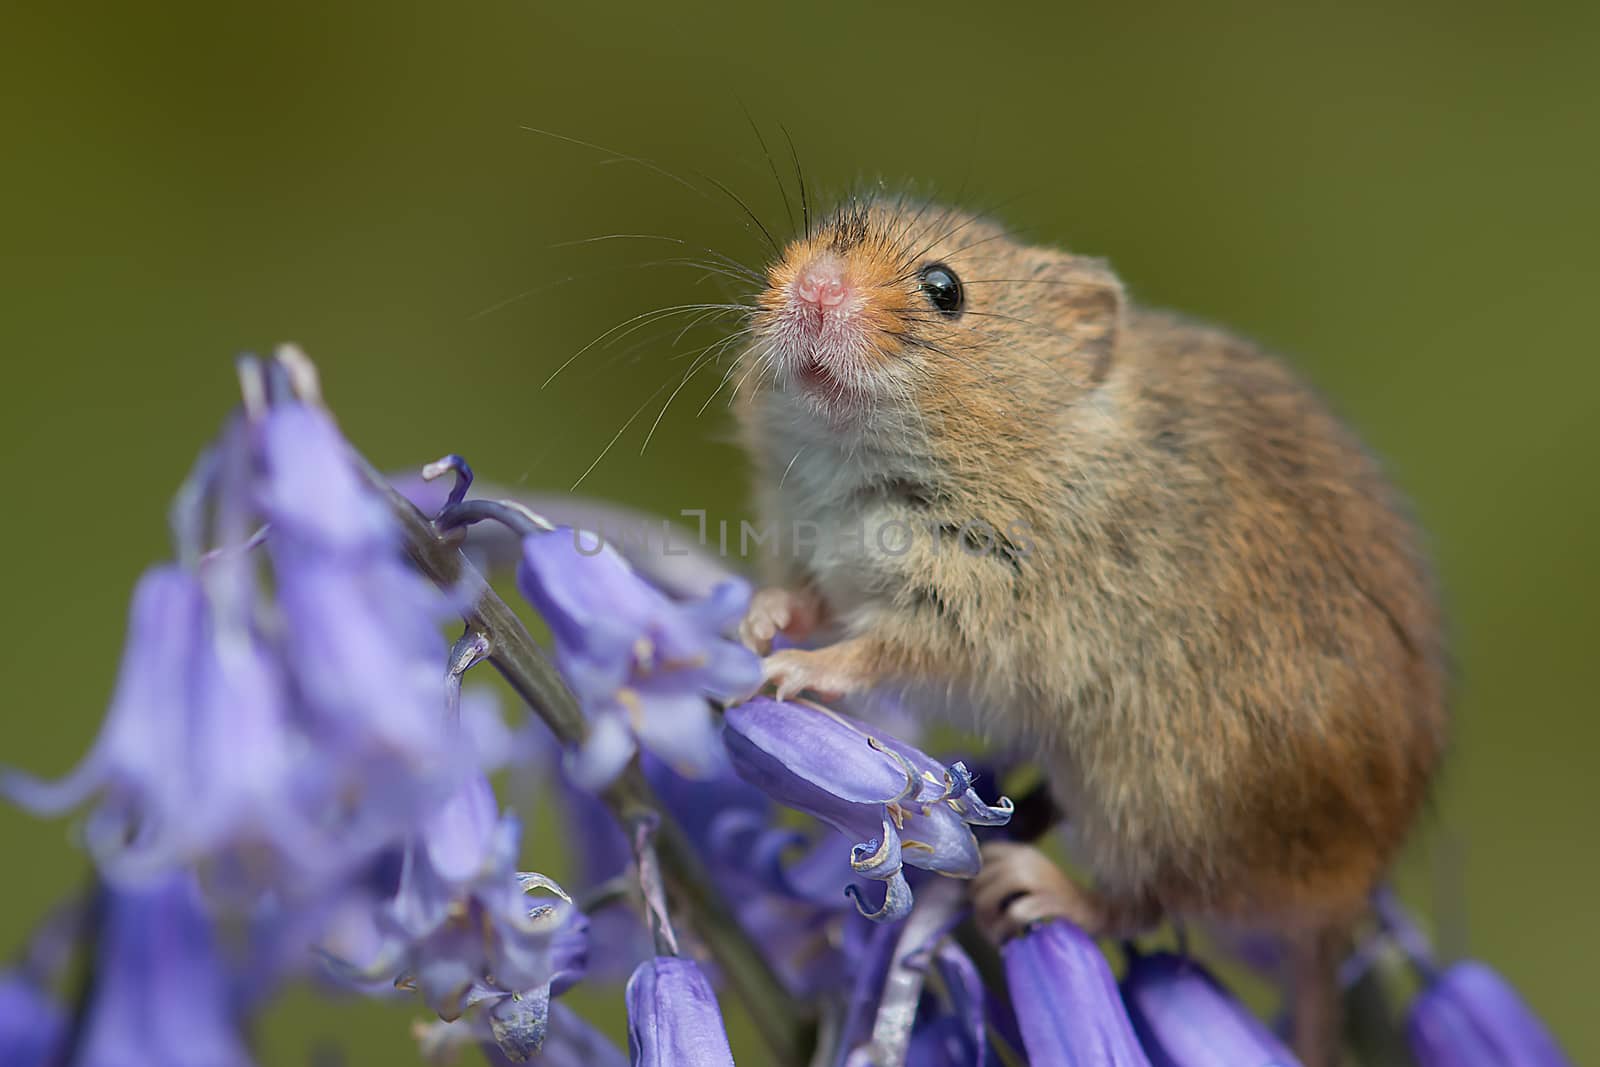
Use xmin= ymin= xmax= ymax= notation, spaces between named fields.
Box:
xmin=918 ymin=263 xmax=964 ymax=317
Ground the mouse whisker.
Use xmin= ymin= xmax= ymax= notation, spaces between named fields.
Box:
xmin=519 ymin=125 xmax=703 ymax=196
xmin=777 ymin=446 xmax=807 ymax=491
xmin=894 ymin=314 xmax=1083 ymax=396
xmin=543 ymin=303 xmax=749 ymax=389
xmin=698 ymin=170 xmax=782 ymax=257
xmin=569 ymin=361 xmax=698 ymax=490
xmin=641 ymin=342 xmax=731 ymax=455
xmin=522 ymin=125 xmax=789 ymax=260
xmin=740 ymin=105 xmax=799 ymax=238
xmin=699 ymin=331 xmax=770 ymax=418
xmin=893 ymin=191 xmax=1040 ymax=275
xmin=778 ymin=124 xmax=811 ymax=240
xmin=719 ymin=344 xmax=778 ymax=413
xmin=668 ymin=306 xmax=754 ymax=350
xmin=547 ymin=233 xmax=687 ymax=249
xmin=959 ymin=278 xmax=1121 ymax=289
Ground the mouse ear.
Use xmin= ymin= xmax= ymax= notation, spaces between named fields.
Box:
xmin=1036 ymin=254 xmax=1124 ymax=386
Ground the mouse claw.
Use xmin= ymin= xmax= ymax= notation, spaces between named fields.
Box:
xmin=972 ymin=841 xmax=1105 ymax=945
xmin=761 ymin=647 xmax=854 ymax=703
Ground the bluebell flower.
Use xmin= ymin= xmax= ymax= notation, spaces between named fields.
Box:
xmin=0 ymin=564 xmax=349 ymax=892
xmin=708 ymin=820 xmax=863 ymax=996
xmin=417 ymin=1001 xmax=628 ymax=1067
xmin=255 ymin=402 xmax=474 ymax=789
xmin=2 ymin=565 xmax=216 ymax=874
xmin=4 ymin=396 xmax=491 ymax=902
xmin=626 ymin=957 xmax=738 ymax=1067
xmin=722 ymin=697 xmax=1012 ymax=922
xmin=0 ymin=968 xmax=65 ymax=1067
xmin=1002 ymin=920 xmax=1152 ymax=1066
xmin=1408 ymin=960 xmax=1572 ymax=1066
xmin=641 ymin=748 xmax=858 ymax=995
xmin=1120 ymin=951 xmax=1300 ymax=1067
xmin=543 ymin=728 xmax=855 ymax=995
xmin=73 ymin=874 xmax=257 ymax=1067
xmin=516 ymin=529 xmax=761 ymax=787
xmin=320 ymin=769 xmax=587 ymax=1061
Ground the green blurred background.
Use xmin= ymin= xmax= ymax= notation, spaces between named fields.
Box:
xmin=2 ymin=1 xmax=1596 ymax=1062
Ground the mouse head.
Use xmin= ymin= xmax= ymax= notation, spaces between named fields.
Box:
xmin=740 ymin=196 xmax=1125 ymax=450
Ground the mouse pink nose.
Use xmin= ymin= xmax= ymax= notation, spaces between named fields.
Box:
xmin=792 ymin=256 xmax=850 ymax=309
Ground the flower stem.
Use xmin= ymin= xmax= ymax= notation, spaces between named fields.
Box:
xmin=630 ymin=813 xmax=680 ymax=958
xmin=361 ymin=459 xmax=812 ymax=1067
xmin=865 ymin=878 xmax=967 ymax=1066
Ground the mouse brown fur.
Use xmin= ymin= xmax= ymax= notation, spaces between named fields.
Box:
xmin=730 ymin=196 xmax=1448 ymax=1065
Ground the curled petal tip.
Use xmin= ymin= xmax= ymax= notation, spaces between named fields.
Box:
xmin=846 ymin=871 xmax=913 ymax=923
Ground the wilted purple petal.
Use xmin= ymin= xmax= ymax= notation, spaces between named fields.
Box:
xmin=0 ymin=970 xmax=65 ymax=1067
xmin=1120 ymin=952 xmax=1299 ymax=1067
xmin=486 ymin=984 xmax=552 ymax=1060
xmin=626 ymin=957 xmax=737 ymax=1067
xmin=845 ymin=868 xmax=915 ymax=923
xmin=1408 ymin=961 xmax=1572 ymax=1067
xmin=1003 ymin=921 xmax=1152 ymax=1066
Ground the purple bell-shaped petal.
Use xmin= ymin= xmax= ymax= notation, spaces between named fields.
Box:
xmin=0 ymin=969 xmax=65 ymax=1067
xmin=1003 ymin=920 xmax=1152 ymax=1066
xmin=1120 ymin=951 xmax=1299 ymax=1067
xmin=74 ymin=874 xmax=256 ymax=1067
xmin=626 ymin=957 xmax=738 ymax=1066
xmin=1408 ymin=960 xmax=1572 ymax=1067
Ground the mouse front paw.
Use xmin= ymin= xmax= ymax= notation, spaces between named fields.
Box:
xmin=973 ymin=842 xmax=1162 ymax=944
xmin=973 ymin=841 xmax=1106 ymax=944
xmin=761 ymin=644 xmax=872 ymax=703
xmin=739 ymin=585 xmax=824 ymax=654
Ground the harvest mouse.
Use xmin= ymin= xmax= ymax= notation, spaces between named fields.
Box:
xmin=730 ymin=195 xmax=1448 ymax=1065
